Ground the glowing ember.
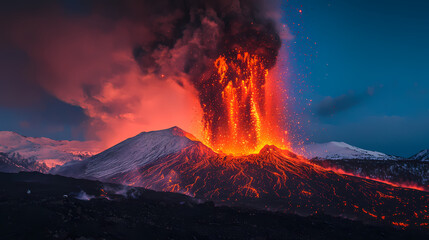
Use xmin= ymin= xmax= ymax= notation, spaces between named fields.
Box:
xmin=200 ymin=51 xmax=287 ymax=155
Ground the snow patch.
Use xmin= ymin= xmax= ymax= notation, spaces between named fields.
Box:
xmin=409 ymin=149 xmax=429 ymax=161
xmin=0 ymin=131 xmax=103 ymax=168
xmin=302 ymin=141 xmax=399 ymax=160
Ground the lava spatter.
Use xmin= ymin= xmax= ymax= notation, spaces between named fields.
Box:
xmin=199 ymin=51 xmax=287 ymax=155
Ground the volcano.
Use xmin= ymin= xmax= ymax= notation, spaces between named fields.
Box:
xmin=54 ymin=127 xmax=429 ymax=228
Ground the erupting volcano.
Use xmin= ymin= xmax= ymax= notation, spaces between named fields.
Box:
xmin=46 ymin=0 xmax=428 ymax=228
xmin=2 ymin=0 xmax=428 ymax=236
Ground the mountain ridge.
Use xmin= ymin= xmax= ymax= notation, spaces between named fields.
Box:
xmin=2 ymin=129 xmax=428 ymax=166
xmin=0 ymin=131 xmax=102 ymax=169
xmin=302 ymin=141 xmax=401 ymax=160
xmin=410 ymin=149 xmax=429 ymax=161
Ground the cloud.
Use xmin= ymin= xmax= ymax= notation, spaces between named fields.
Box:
xmin=316 ymin=87 xmax=376 ymax=117
xmin=0 ymin=48 xmax=44 ymax=107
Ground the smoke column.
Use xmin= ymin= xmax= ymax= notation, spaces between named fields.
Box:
xmin=1 ymin=0 xmax=290 ymax=149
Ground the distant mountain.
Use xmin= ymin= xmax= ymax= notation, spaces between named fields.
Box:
xmin=302 ymin=141 xmax=400 ymax=160
xmin=306 ymin=146 xmax=429 ymax=189
xmin=0 ymin=152 xmax=47 ymax=173
xmin=0 ymin=131 xmax=102 ymax=169
xmin=409 ymin=149 xmax=429 ymax=162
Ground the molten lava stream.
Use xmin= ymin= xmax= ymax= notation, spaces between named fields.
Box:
xmin=319 ymin=166 xmax=428 ymax=192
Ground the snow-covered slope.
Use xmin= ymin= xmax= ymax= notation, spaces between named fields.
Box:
xmin=0 ymin=152 xmax=49 ymax=173
xmin=0 ymin=152 xmax=28 ymax=173
xmin=302 ymin=141 xmax=399 ymax=160
xmin=53 ymin=127 xmax=199 ymax=179
xmin=409 ymin=149 xmax=429 ymax=161
xmin=0 ymin=131 xmax=102 ymax=168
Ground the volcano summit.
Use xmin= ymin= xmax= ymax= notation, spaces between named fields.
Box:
xmin=54 ymin=127 xmax=429 ymax=228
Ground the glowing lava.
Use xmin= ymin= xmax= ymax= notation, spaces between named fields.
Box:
xmin=108 ymin=141 xmax=429 ymax=229
xmin=200 ymin=51 xmax=287 ymax=155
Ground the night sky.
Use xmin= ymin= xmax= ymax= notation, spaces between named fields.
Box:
xmin=0 ymin=0 xmax=428 ymax=157
xmin=284 ymin=0 xmax=429 ymax=157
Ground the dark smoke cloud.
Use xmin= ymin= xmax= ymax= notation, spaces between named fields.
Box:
xmin=0 ymin=47 xmax=42 ymax=107
xmin=316 ymin=87 xmax=377 ymax=117
xmin=0 ymin=0 xmax=285 ymax=146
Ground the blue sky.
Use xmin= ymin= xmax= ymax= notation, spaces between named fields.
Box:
xmin=283 ymin=0 xmax=429 ymax=156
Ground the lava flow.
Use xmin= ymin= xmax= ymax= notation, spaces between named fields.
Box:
xmin=198 ymin=51 xmax=287 ymax=155
xmin=107 ymin=138 xmax=429 ymax=229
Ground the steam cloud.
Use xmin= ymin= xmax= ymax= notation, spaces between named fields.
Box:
xmin=1 ymin=0 xmax=286 ymax=147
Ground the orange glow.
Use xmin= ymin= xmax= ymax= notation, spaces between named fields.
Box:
xmin=100 ymin=188 xmax=107 ymax=197
xmin=321 ymin=166 xmax=427 ymax=192
xmin=39 ymin=159 xmax=64 ymax=168
xmin=392 ymin=222 xmax=410 ymax=227
xmin=202 ymin=51 xmax=289 ymax=155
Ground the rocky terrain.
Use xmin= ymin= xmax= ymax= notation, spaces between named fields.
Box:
xmin=1 ymin=172 xmax=428 ymax=240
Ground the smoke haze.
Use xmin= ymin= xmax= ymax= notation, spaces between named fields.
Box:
xmin=0 ymin=0 xmax=287 ymax=147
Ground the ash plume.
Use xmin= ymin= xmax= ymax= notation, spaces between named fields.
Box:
xmin=0 ymin=0 xmax=286 ymax=147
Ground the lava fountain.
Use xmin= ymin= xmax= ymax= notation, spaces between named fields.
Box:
xmin=197 ymin=50 xmax=288 ymax=155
